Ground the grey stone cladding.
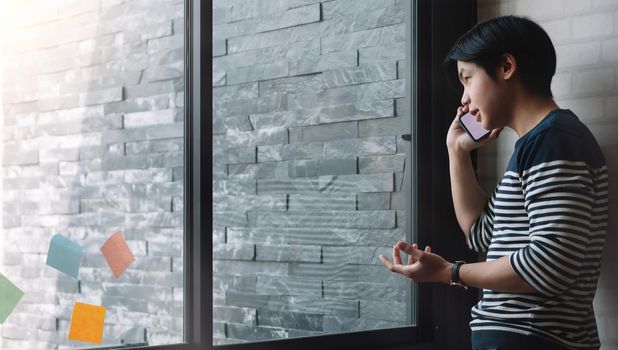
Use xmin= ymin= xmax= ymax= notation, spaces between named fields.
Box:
xmin=0 ymin=0 xmax=185 ymax=348
xmin=212 ymin=0 xmax=409 ymax=344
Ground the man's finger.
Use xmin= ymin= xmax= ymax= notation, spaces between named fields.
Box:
xmin=379 ymin=255 xmax=405 ymax=275
xmin=489 ymin=127 xmax=503 ymax=140
xmin=379 ymin=254 xmax=392 ymax=269
xmin=408 ymin=244 xmax=418 ymax=264
xmin=397 ymin=241 xmax=422 ymax=259
xmin=456 ymin=105 xmax=469 ymax=117
xmin=389 ymin=263 xmax=406 ymax=274
xmin=396 ymin=241 xmax=413 ymax=253
xmin=393 ymin=244 xmax=403 ymax=265
xmin=425 ymin=245 xmax=432 ymax=253
xmin=480 ymin=127 xmax=504 ymax=146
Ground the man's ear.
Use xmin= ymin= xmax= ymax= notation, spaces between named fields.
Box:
xmin=500 ymin=53 xmax=517 ymax=80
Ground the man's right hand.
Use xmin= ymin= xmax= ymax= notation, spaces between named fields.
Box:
xmin=446 ymin=105 xmax=503 ymax=154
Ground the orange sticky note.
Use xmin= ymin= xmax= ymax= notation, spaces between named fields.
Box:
xmin=100 ymin=231 xmax=135 ymax=278
xmin=68 ymin=302 xmax=106 ymax=344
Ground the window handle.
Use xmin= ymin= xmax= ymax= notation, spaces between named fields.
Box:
xmin=401 ymin=133 xmax=412 ymax=141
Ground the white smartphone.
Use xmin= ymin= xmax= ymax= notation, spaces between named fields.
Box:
xmin=458 ymin=112 xmax=491 ymax=142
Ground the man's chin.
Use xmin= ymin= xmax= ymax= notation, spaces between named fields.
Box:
xmin=481 ymin=119 xmax=496 ymax=131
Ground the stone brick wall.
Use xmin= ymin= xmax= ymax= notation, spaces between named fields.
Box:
xmin=477 ymin=1 xmax=618 ymax=348
xmin=212 ymin=0 xmax=409 ymax=344
xmin=1 ymin=0 xmax=184 ymax=348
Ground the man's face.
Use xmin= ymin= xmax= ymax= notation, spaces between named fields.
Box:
xmin=456 ymin=60 xmax=508 ymax=130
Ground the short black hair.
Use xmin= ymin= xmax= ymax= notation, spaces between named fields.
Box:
xmin=444 ymin=15 xmax=556 ymax=98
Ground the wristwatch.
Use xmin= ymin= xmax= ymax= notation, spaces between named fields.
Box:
xmin=450 ymin=261 xmax=468 ymax=289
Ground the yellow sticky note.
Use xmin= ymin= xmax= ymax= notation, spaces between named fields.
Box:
xmin=68 ymin=302 xmax=106 ymax=344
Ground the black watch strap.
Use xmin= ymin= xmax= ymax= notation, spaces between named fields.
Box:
xmin=450 ymin=261 xmax=468 ymax=289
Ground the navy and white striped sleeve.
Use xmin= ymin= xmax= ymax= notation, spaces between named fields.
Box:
xmin=509 ymin=128 xmax=596 ymax=297
xmin=467 ymin=190 xmax=496 ymax=252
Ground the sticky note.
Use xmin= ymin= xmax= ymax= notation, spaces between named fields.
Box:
xmin=0 ymin=272 xmax=24 ymax=324
xmin=100 ymin=231 xmax=135 ymax=278
xmin=46 ymin=234 xmax=83 ymax=279
xmin=68 ymin=302 xmax=106 ymax=344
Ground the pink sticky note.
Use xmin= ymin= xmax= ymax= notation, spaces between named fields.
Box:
xmin=100 ymin=232 xmax=135 ymax=278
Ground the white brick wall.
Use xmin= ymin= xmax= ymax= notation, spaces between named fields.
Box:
xmin=0 ymin=0 xmax=185 ymax=348
xmin=0 ymin=98 xmax=3 ymax=350
xmin=211 ymin=0 xmax=409 ymax=343
xmin=478 ymin=0 xmax=618 ymax=348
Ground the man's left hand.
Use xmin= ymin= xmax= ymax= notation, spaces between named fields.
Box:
xmin=379 ymin=241 xmax=453 ymax=284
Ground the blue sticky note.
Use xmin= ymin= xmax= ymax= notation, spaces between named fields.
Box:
xmin=46 ymin=234 xmax=83 ymax=279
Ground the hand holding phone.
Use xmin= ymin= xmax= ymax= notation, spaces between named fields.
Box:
xmin=458 ymin=112 xmax=491 ymax=142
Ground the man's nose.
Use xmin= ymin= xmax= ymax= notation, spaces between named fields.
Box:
xmin=460 ymin=90 xmax=470 ymax=106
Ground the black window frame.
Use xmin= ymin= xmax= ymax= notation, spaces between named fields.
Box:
xmin=128 ymin=0 xmax=212 ymax=349
xmin=182 ymin=0 xmax=481 ymax=349
xmin=126 ymin=0 xmax=211 ymax=349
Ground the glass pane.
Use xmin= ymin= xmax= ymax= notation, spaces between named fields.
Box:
xmin=212 ymin=0 xmax=411 ymax=344
xmin=0 ymin=0 xmax=185 ymax=348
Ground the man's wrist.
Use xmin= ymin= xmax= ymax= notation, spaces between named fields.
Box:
xmin=448 ymin=146 xmax=470 ymax=159
xmin=443 ymin=262 xmax=455 ymax=284
xmin=448 ymin=261 xmax=469 ymax=289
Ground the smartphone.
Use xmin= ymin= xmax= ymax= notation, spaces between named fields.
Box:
xmin=459 ymin=112 xmax=491 ymax=142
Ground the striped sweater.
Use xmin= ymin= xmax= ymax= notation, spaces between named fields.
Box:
xmin=467 ymin=109 xmax=608 ymax=349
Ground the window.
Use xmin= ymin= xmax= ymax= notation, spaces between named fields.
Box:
xmin=1 ymin=0 xmax=479 ymax=349
xmin=0 ymin=0 xmax=194 ymax=349
xmin=208 ymin=0 xmax=479 ymax=349
xmin=211 ymin=0 xmax=411 ymax=345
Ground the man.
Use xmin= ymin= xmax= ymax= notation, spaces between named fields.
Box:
xmin=379 ymin=15 xmax=608 ymax=350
